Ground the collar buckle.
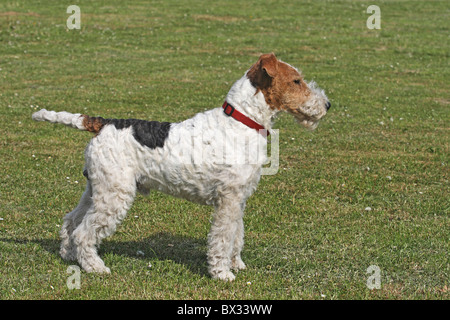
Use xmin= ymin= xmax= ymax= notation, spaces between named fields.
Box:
xmin=223 ymin=103 xmax=235 ymax=117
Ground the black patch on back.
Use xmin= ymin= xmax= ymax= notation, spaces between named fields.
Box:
xmin=105 ymin=118 xmax=172 ymax=149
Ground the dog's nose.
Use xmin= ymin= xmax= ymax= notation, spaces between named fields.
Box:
xmin=325 ymin=101 xmax=331 ymax=111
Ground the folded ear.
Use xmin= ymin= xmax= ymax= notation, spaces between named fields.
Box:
xmin=259 ymin=53 xmax=278 ymax=78
xmin=247 ymin=53 xmax=278 ymax=89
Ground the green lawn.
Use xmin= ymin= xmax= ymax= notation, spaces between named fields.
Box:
xmin=0 ymin=0 xmax=448 ymax=299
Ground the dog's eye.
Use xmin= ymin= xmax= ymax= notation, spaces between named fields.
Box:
xmin=293 ymin=79 xmax=301 ymax=85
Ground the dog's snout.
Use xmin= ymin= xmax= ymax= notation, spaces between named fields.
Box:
xmin=325 ymin=101 xmax=331 ymax=111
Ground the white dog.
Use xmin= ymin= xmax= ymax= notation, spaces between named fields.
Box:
xmin=32 ymin=53 xmax=330 ymax=281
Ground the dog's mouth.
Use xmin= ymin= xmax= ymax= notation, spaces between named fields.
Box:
xmin=293 ymin=112 xmax=321 ymax=130
xmin=282 ymin=81 xmax=329 ymax=130
xmin=286 ymin=105 xmax=326 ymax=130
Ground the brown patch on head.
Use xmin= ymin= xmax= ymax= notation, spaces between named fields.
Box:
xmin=247 ymin=53 xmax=312 ymax=114
xmin=82 ymin=115 xmax=107 ymax=134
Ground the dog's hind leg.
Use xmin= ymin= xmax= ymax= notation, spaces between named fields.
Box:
xmin=72 ymin=174 xmax=136 ymax=273
xmin=60 ymin=181 xmax=93 ymax=261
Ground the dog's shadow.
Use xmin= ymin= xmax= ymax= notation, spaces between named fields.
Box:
xmin=1 ymin=232 xmax=209 ymax=277
xmin=102 ymin=232 xmax=209 ymax=276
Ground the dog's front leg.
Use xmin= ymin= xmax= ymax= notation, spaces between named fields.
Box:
xmin=207 ymin=198 xmax=243 ymax=281
xmin=231 ymin=216 xmax=246 ymax=271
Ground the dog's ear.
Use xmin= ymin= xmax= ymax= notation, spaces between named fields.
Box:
xmin=259 ymin=53 xmax=278 ymax=78
xmin=247 ymin=53 xmax=278 ymax=89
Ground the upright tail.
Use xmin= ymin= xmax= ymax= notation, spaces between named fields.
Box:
xmin=32 ymin=109 xmax=107 ymax=134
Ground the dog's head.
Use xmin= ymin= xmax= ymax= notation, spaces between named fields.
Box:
xmin=247 ymin=53 xmax=330 ymax=130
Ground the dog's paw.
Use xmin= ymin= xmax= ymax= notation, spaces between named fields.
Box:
xmin=231 ymin=257 xmax=246 ymax=271
xmin=215 ymin=270 xmax=236 ymax=282
xmin=86 ymin=265 xmax=111 ymax=274
xmin=81 ymin=260 xmax=111 ymax=274
xmin=210 ymin=268 xmax=236 ymax=282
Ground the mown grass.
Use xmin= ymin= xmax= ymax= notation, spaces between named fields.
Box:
xmin=0 ymin=0 xmax=448 ymax=299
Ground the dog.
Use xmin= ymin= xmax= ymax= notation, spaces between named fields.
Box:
xmin=32 ymin=53 xmax=330 ymax=281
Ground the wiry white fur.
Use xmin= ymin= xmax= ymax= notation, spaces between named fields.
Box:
xmin=225 ymin=75 xmax=279 ymax=131
xmin=32 ymin=68 xmax=328 ymax=281
xmin=295 ymin=80 xmax=329 ymax=130
xmin=302 ymin=81 xmax=329 ymax=119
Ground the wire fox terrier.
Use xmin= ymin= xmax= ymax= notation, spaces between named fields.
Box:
xmin=32 ymin=53 xmax=330 ymax=281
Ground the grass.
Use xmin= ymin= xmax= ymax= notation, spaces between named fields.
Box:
xmin=0 ymin=0 xmax=448 ymax=299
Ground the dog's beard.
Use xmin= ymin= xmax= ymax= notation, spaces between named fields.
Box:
xmin=294 ymin=113 xmax=320 ymax=130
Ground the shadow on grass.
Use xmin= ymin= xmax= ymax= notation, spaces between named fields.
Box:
xmin=0 ymin=232 xmax=209 ymax=277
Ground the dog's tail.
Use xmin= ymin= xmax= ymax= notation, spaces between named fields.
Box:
xmin=32 ymin=109 xmax=107 ymax=134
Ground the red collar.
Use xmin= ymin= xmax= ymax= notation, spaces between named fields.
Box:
xmin=222 ymin=101 xmax=269 ymax=137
